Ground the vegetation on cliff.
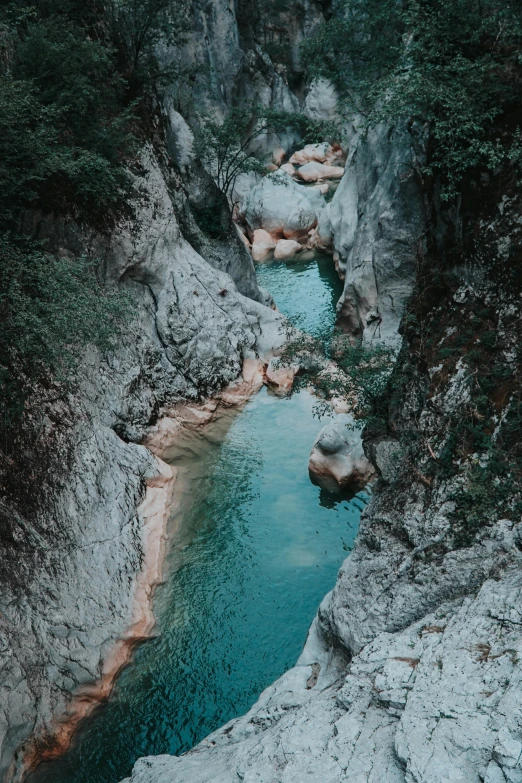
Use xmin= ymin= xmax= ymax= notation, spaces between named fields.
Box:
xmin=0 ymin=0 xmax=180 ymax=426
xmin=303 ymin=0 xmax=522 ymax=200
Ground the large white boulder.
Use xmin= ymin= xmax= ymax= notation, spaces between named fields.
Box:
xmin=242 ymin=170 xmax=327 ymax=242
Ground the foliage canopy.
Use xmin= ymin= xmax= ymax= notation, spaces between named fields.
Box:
xmin=302 ymin=0 xmax=522 ymax=199
xmin=0 ymin=0 xmax=167 ymax=427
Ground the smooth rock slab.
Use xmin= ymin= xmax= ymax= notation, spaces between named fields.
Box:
xmin=296 ymin=161 xmax=345 ymax=182
xmin=290 ymin=142 xmax=338 ymax=166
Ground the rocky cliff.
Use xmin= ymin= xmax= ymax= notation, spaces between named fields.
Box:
xmin=0 ymin=143 xmax=284 ymax=782
xmin=118 ymin=6 xmax=522 ymax=783
xmin=5 ymin=1 xmax=512 ymax=782
xmin=122 ymin=163 xmax=522 ymax=783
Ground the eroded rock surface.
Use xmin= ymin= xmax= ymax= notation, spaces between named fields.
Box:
xmin=330 ymin=121 xmax=427 ymax=345
xmin=121 ymin=191 xmax=522 ymax=783
xmin=0 ymin=148 xmax=285 ymax=782
xmin=241 ymin=170 xmax=325 ymax=241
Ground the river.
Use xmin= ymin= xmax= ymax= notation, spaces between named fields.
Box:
xmin=30 ymin=252 xmax=366 ymax=783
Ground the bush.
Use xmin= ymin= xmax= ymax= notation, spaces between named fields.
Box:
xmin=302 ymin=0 xmax=522 ymax=200
xmin=0 ymin=237 xmax=130 ymax=426
xmin=0 ymin=0 xmax=167 ymax=427
xmin=197 ymin=103 xmax=340 ymax=200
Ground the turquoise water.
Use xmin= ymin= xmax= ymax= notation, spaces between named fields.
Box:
xmin=256 ymin=252 xmax=341 ymax=339
xmin=30 ymin=254 xmax=363 ymax=783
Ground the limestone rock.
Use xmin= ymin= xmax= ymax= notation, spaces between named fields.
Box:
xmin=280 ymin=162 xmax=296 ymax=176
xmin=272 ymin=147 xmax=285 ymax=165
xmin=304 ymin=78 xmax=340 ymax=123
xmin=251 ymin=229 xmax=276 ymax=261
xmin=308 ymin=416 xmax=375 ymax=493
xmin=0 ymin=147 xmax=287 ymax=780
xmin=330 ymin=121 xmax=427 ymax=345
xmin=242 ymin=171 xmax=326 ymax=242
xmin=264 ymin=357 xmax=298 ymax=395
xmin=296 ymin=161 xmax=345 ymax=182
xmin=289 ymin=142 xmax=338 ymax=166
xmin=273 ymin=238 xmax=302 ymax=261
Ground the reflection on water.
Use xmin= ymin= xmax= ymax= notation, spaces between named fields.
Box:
xmin=30 ymin=254 xmax=359 ymax=783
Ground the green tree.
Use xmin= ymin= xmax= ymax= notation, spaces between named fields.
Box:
xmin=197 ymin=104 xmax=339 ymax=201
xmin=106 ymin=0 xmax=189 ymax=89
xmin=0 ymin=0 xmax=144 ymax=426
xmin=0 ymin=238 xmax=130 ymax=426
xmin=303 ymin=0 xmax=522 ymax=199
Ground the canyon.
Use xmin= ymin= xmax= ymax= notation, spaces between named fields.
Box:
xmin=1 ymin=2 xmax=521 ymax=783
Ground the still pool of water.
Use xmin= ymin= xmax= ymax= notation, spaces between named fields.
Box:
xmin=30 ymin=254 xmax=362 ymax=783
xmin=255 ymin=252 xmax=342 ymax=339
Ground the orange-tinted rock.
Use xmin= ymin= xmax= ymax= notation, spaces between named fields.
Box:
xmin=251 ymin=229 xmax=276 ymax=261
xmin=274 ymin=238 xmax=302 ymax=260
xmin=296 ymin=162 xmax=345 ymax=182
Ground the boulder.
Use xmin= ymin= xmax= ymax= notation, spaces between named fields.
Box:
xmin=308 ymin=205 xmax=333 ymax=253
xmin=251 ymin=229 xmax=276 ymax=261
xmin=264 ymin=357 xmax=298 ymax=395
xmin=280 ymin=162 xmax=296 ymax=176
xmin=272 ymin=146 xmax=286 ymax=166
xmin=308 ymin=416 xmax=375 ymax=493
xmin=242 ymin=170 xmax=326 ymax=242
xmin=311 ymin=183 xmax=329 ymax=195
xmin=296 ymin=162 xmax=345 ymax=183
xmin=274 ymin=239 xmax=302 ymax=261
xmin=290 ymin=142 xmax=337 ymax=166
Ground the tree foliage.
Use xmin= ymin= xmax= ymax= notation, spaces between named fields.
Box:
xmin=107 ymin=0 xmax=189 ymax=90
xmin=0 ymin=0 xmax=168 ymax=426
xmin=0 ymin=238 xmax=130 ymax=425
xmin=196 ymin=103 xmax=339 ymax=200
xmin=302 ymin=0 xmax=522 ymax=199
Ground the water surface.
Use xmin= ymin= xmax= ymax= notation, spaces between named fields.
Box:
xmin=30 ymin=254 xmax=361 ymax=783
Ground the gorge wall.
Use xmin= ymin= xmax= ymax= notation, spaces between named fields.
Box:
xmin=0 ymin=143 xmax=283 ymax=781
xmin=120 ymin=6 xmax=522 ymax=783
xmin=1 ymin=0 xmax=487 ymax=781
xmin=123 ymin=162 xmax=522 ymax=783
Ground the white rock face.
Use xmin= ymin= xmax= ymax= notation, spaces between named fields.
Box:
xmin=330 ymin=120 xmax=427 ymax=345
xmin=280 ymin=162 xmax=296 ymax=176
xmin=0 ymin=148 xmax=286 ymax=781
xmin=122 ymin=533 xmax=522 ymax=783
xmin=304 ymin=78 xmax=340 ymax=122
xmin=241 ymin=171 xmax=327 ymax=242
xmin=308 ymin=416 xmax=375 ymax=493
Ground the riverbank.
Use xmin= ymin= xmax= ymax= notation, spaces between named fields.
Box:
xmin=26 ymin=251 xmax=362 ymax=783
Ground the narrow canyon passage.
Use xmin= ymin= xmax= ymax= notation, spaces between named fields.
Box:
xmin=29 ymin=253 xmax=365 ymax=783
